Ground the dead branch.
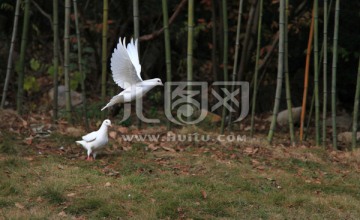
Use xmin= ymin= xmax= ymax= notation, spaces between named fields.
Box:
xmin=139 ymin=0 xmax=188 ymax=41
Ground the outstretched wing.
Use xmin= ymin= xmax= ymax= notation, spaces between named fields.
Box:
xmin=82 ymin=131 xmax=98 ymax=142
xmin=111 ymin=38 xmax=142 ymax=89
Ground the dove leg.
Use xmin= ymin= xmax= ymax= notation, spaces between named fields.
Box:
xmin=86 ymin=155 xmax=94 ymax=161
xmin=93 ymin=152 xmax=97 ymax=160
xmin=86 ymin=149 xmax=93 ymax=161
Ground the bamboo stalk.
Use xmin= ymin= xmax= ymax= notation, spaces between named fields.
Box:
xmin=73 ymin=0 xmax=89 ymax=129
xmin=1 ymin=0 xmax=21 ymax=109
xmin=228 ymin=0 xmax=244 ymax=131
xmin=162 ymin=0 xmax=172 ymax=130
xmin=268 ymin=0 xmax=285 ymax=143
xmin=187 ymin=0 xmax=194 ymax=82
xmin=64 ymin=0 xmax=72 ymax=123
xmin=284 ymin=0 xmax=295 ymax=145
xmin=211 ymin=0 xmax=218 ymax=94
xmin=304 ymin=89 xmax=315 ymax=140
xmin=53 ymin=0 xmax=59 ymax=121
xmin=237 ymin=0 xmax=258 ymax=82
xmin=250 ymin=0 xmax=262 ymax=137
xmin=187 ymin=0 xmax=194 ymax=122
xmin=16 ymin=0 xmax=30 ymax=115
xmin=352 ymin=57 xmax=360 ymax=149
xmin=314 ymin=0 xmax=320 ymax=146
xmin=331 ymin=0 xmax=340 ymax=149
xmin=306 ymin=0 xmax=333 ymax=142
xmin=133 ymin=0 xmax=141 ymax=128
xmin=300 ymin=6 xmax=314 ymax=141
xmin=133 ymin=0 xmax=139 ymax=40
xmin=220 ymin=0 xmax=229 ymax=134
xmin=101 ymin=0 xmax=109 ymax=117
xmin=322 ymin=0 xmax=328 ymax=148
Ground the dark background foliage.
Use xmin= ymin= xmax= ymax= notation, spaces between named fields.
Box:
xmin=0 ymin=0 xmax=359 ymax=113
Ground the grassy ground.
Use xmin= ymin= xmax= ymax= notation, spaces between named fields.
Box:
xmin=1 ymin=123 xmax=360 ymax=220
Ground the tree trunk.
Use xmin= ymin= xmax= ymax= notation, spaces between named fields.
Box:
xmin=237 ymin=0 xmax=258 ymax=82
xmin=1 ymin=0 xmax=21 ymax=109
xmin=133 ymin=0 xmax=142 ymax=128
xmin=64 ymin=0 xmax=72 ymax=123
xmin=331 ymin=0 xmax=340 ymax=149
xmin=73 ymin=0 xmax=89 ymax=129
xmin=314 ymin=0 xmax=320 ymax=146
xmin=211 ymin=0 xmax=219 ymax=101
xmin=52 ymin=0 xmax=59 ymax=121
xmin=284 ymin=0 xmax=295 ymax=145
xmin=250 ymin=0 xmax=262 ymax=137
xmin=228 ymin=0 xmax=244 ymax=131
xmin=16 ymin=0 xmax=30 ymax=115
xmin=300 ymin=5 xmax=314 ymax=141
xmin=352 ymin=58 xmax=360 ymax=149
xmin=220 ymin=0 xmax=229 ymax=134
xmin=322 ymin=0 xmax=329 ymax=148
xmin=162 ymin=0 xmax=172 ymax=130
xmin=101 ymin=0 xmax=109 ymax=118
xmin=267 ymin=0 xmax=285 ymax=143
xmin=187 ymin=0 xmax=194 ymax=122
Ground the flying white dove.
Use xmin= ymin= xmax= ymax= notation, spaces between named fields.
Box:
xmin=75 ymin=119 xmax=112 ymax=160
xmin=101 ymin=37 xmax=163 ymax=111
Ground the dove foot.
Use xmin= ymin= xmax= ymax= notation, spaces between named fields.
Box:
xmin=86 ymin=156 xmax=94 ymax=161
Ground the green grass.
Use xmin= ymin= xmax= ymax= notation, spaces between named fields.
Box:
xmin=1 ymin=132 xmax=360 ymax=219
xmin=38 ymin=184 xmax=67 ymax=205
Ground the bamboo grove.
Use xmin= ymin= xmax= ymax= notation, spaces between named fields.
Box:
xmin=0 ymin=0 xmax=359 ymax=149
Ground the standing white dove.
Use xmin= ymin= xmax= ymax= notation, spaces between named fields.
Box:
xmin=101 ymin=37 xmax=163 ymax=111
xmin=75 ymin=119 xmax=112 ymax=160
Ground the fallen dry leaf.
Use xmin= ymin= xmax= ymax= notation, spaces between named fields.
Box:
xmin=15 ymin=202 xmax=25 ymax=209
xmin=24 ymin=136 xmax=33 ymax=145
xmin=167 ymin=130 xmax=175 ymax=136
xmin=67 ymin=193 xmax=76 ymax=197
xmin=256 ymin=166 xmax=266 ymax=170
xmin=122 ymin=146 xmax=132 ymax=151
xmin=201 ymin=190 xmax=207 ymax=199
xmin=58 ymin=211 xmax=67 ymax=217
xmin=162 ymin=146 xmax=176 ymax=152
xmin=148 ymin=144 xmax=159 ymax=151
xmin=65 ymin=127 xmax=84 ymax=137
xmin=109 ymin=131 xmax=117 ymax=139
xmin=244 ymin=126 xmax=251 ymax=131
xmin=251 ymin=159 xmax=260 ymax=166
xmin=118 ymin=126 xmax=129 ymax=133
xmin=244 ymin=147 xmax=259 ymax=156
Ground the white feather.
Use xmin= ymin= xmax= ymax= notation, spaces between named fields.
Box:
xmin=110 ymin=38 xmax=142 ymax=89
xmin=102 ymin=37 xmax=163 ymax=111
xmin=126 ymin=38 xmax=142 ymax=80
xmin=75 ymin=119 xmax=111 ymax=160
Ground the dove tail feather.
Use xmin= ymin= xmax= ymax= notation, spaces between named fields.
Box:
xmin=101 ymin=105 xmax=108 ymax=111
xmin=76 ymin=141 xmax=91 ymax=152
xmin=101 ymin=102 xmax=114 ymax=111
xmin=101 ymin=94 xmax=124 ymax=111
